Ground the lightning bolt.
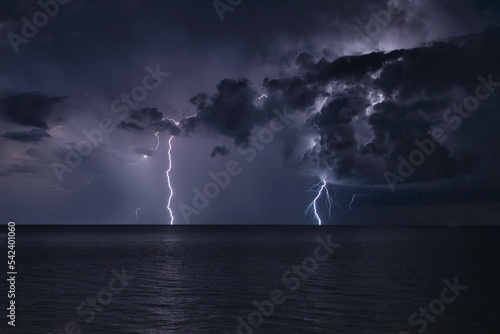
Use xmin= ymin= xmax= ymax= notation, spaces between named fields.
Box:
xmin=324 ymin=185 xmax=334 ymax=217
xmin=305 ymin=178 xmax=334 ymax=225
xmin=128 ymin=159 xmax=143 ymax=166
xmin=154 ymin=131 xmax=160 ymax=150
xmin=258 ymin=94 xmax=268 ymax=100
xmin=37 ymin=178 xmax=91 ymax=193
xmin=324 ymin=184 xmax=342 ymax=217
xmin=164 ymin=118 xmax=179 ymax=225
xmin=347 ymin=194 xmax=357 ymax=212
xmin=135 ymin=202 xmax=145 ymax=219
xmin=39 ymin=179 xmax=75 ymax=193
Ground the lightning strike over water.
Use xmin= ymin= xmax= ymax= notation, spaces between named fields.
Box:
xmin=306 ymin=178 xmax=334 ymax=225
xmin=164 ymin=118 xmax=180 ymax=225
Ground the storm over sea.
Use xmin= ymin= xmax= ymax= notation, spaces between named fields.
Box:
xmin=5 ymin=225 xmax=500 ymax=333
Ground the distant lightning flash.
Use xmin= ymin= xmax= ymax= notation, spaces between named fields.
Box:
xmin=135 ymin=202 xmax=145 ymax=219
xmin=306 ymin=178 xmax=334 ymax=225
xmin=37 ymin=178 xmax=91 ymax=194
xmin=39 ymin=179 xmax=75 ymax=193
xmin=154 ymin=131 xmax=160 ymax=150
xmin=347 ymin=194 xmax=357 ymax=212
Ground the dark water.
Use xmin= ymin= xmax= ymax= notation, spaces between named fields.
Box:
xmin=3 ymin=226 xmax=500 ymax=333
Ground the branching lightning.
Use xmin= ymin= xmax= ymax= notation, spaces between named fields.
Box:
xmin=325 ymin=183 xmax=342 ymax=217
xmin=37 ymin=177 xmax=91 ymax=194
xmin=324 ymin=185 xmax=334 ymax=218
xmin=305 ymin=178 xmax=334 ymax=225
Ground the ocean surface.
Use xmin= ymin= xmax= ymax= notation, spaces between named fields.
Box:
xmin=3 ymin=225 xmax=500 ymax=333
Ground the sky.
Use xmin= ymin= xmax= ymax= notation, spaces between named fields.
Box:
xmin=0 ymin=0 xmax=499 ymax=225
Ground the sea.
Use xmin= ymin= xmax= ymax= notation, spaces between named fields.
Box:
xmin=3 ymin=225 xmax=499 ymax=333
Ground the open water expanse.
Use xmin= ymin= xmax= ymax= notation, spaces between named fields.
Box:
xmin=3 ymin=225 xmax=499 ymax=333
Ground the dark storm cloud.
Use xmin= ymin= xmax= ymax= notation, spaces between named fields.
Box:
xmin=263 ymin=76 xmax=324 ymax=111
xmin=2 ymin=129 xmax=51 ymax=143
xmin=116 ymin=107 xmax=163 ymax=133
xmin=0 ymin=92 xmax=66 ymax=129
xmin=187 ymin=26 xmax=499 ymax=186
xmin=117 ymin=121 xmax=145 ymax=132
xmin=313 ymin=94 xmax=371 ymax=126
xmin=150 ymin=119 xmax=181 ymax=136
xmin=373 ymin=29 xmax=500 ymax=98
xmin=210 ymin=145 xmax=230 ymax=158
xmin=116 ymin=108 xmax=180 ymax=135
xmin=296 ymin=26 xmax=499 ymax=184
xmin=185 ymin=78 xmax=265 ymax=146
xmin=129 ymin=108 xmax=163 ymax=123
xmin=366 ymin=100 xmax=458 ymax=182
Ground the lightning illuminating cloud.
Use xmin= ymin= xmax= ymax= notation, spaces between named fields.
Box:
xmin=128 ymin=131 xmax=161 ymax=166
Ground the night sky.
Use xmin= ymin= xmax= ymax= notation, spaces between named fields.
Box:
xmin=1 ymin=0 xmax=500 ymax=225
